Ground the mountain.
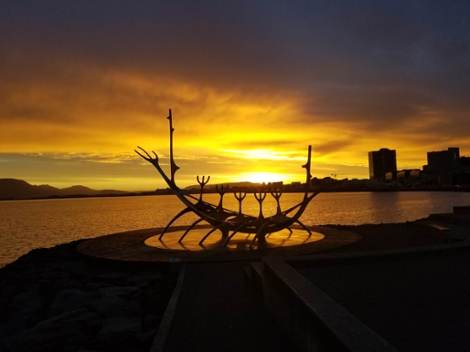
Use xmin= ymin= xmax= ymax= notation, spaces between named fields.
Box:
xmin=0 ymin=179 xmax=128 ymax=200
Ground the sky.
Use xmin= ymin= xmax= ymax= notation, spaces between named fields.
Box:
xmin=1 ymin=1 xmax=469 ymax=191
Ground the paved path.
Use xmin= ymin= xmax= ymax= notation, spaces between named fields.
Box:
xmin=158 ymin=218 xmax=470 ymax=351
xmin=296 ymin=249 xmax=470 ymax=351
xmin=161 ymin=261 xmax=301 ymax=352
xmin=294 ymin=219 xmax=470 ymax=351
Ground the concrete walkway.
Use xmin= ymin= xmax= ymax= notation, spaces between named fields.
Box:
xmin=157 ymin=261 xmax=301 ymax=352
xmin=153 ymin=213 xmax=470 ymax=351
xmin=289 ymin=214 xmax=470 ymax=351
xmin=295 ymin=249 xmax=470 ymax=351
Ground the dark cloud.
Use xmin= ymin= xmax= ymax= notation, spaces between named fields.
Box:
xmin=312 ymin=140 xmax=355 ymax=156
xmin=1 ymin=1 xmax=470 ymax=188
xmin=3 ymin=1 xmax=469 ymax=97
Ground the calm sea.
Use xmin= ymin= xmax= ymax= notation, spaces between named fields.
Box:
xmin=1 ymin=191 xmax=470 ymax=268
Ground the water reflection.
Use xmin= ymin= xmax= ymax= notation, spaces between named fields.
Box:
xmin=1 ymin=191 xmax=470 ymax=267
xmin=368 ymin=192 xmax=402 ymax=224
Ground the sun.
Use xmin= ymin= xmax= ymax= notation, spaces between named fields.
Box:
xmin=238 ymin=171 xmax=284 ymax=184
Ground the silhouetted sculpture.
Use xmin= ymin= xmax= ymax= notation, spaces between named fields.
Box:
xmin=136 ymin=109 xmax=323 ymax=249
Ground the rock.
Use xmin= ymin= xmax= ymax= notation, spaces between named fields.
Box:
xmin=94 ymin=317 xmax=143 ymax=350
xmin=125 ymin=272 xmax=163 ymax=286
xmin=0 ymin=284 xmax=19 ymax=301
xmin=2 ymin=322 xmax=86 ymax=352
xmin=0 ymin=240 xmax=173 ymax=352
xmin=45 ymin=277 xmax=84 ymax=293
xmin=99 ymin=316 xmax=142 ymax=334
xmin=84 ymin=280 xmax=114 ymax=290
xmin=0 ymin=308 xmax=41 ymax=334
xmin=17 ymin=266 xmax=70 ymax=282
xmin=36 ymin=308 xmax=96 ymax=326
xmin=124 ymin=300 xmax=143 ymax=317
xmin=11 ymin=291 xmax=45 ymax=312
xmin=95 ymin=271 xmax=130 ymax=281
xmin=49 ymin=289 xmax=98 ymax=313
xmin=45 ymin=260 xmax=92 ymax=274
xmin=87 ymin=295 xmax=128 ymax=318
xmin=97 ymin=286 xmax=142 ymax=299
xmin=35 ymin=270 xmax=70 ymax=281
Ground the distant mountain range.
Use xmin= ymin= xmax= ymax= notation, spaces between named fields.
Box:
xmin=0 ymin=179 xmax=129 ymax=200
xmin=0 ymin=178 xmax=279 ymax=200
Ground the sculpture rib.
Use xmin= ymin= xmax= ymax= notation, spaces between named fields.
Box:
xmin=159 ymin=207 xmax=192 ymax=239
xmin=178 ymin=218 xmax=204 ymax=243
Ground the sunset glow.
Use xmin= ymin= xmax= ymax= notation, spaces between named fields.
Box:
xmin=1 ymin=2 xmax=469 ymax=191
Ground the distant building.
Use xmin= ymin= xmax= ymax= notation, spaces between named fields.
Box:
xmin=386 ymin=169 xmax=420 ymax=184
xmin=460 ymin=156 xmax=470 ymax=169
xmin=368 ymin=148 xmax=397 ymax=181
xmin=397 ymin=169 xmax=420 ymax=179
xmin=385 ymin=171 xmax=397 ymax=182
xmin=422 ymin=147 xmax=462 ymax=186
xmin=426 ymin=147 xmax=460 ymax=173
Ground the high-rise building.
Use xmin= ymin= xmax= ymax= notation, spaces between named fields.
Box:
xmin=368 ymin=148 xmax=397 ymax=180
xmin=426 ymin=147 xmax=460 ymax=173
xmin=461 ymin=156 xmax=470 ymax=170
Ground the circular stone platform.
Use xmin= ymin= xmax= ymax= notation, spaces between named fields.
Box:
xmin=145 ymin=228 xmax=324 ymax=251
xmin=76 ymin=225 xmax=361 ymax=262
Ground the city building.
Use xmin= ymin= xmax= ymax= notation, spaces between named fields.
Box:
xmin=422 ymin=147 xmax=462 ymax=186
xmin=425 ymin=147 xmax=460 ymax=173
xmin=460 ymin=156 xmax=470 ymax=170
xmin=385 ymin=169 xmax=421 ymax=184
xmin=366 ymin=146 xmax=468 ymax=187
xmin=368 ymin=148 xmax=397 ymax=181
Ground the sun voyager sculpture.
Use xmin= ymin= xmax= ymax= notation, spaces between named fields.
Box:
xmin=136 ymin=109 xmax=324 ymax=250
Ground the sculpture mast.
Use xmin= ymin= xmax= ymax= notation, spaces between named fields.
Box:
xmin=302 ymin=145 xmax=312 ymax=193
xmin=167 ymin=109 xmax=180 ymax=182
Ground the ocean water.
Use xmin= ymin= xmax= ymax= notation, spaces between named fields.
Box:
xmin=1 ymin=191 xmax=469 ymax=267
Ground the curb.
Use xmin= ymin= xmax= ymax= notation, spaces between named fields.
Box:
xmin=149 ymin=262 xmax=187 ymax=352
xmin=261 ymin=257 xmax=398 ymax=351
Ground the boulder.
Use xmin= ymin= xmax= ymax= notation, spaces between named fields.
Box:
xmin=36 ymin=308 xmax=96 ymax=326
xmin=87 ymin=295 xmax=128 ymax=318
xmin=95 ymin=317 xmax=143 ymax=348
xmin=97 ymin=286 xmax=142 ymax=299
xmin=50 ymin=289 xmax=98 ymax=313
xmin=11 ymin=291 xmax=45 ymax=312
xmin=125 ymin=272 xmax=163 ymax=286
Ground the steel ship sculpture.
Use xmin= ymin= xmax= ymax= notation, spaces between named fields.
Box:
xmin=136 ymin=109 xmax=323 ymax=249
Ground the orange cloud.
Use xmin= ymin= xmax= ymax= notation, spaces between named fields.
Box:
xmin=1 ymin=1 xmax=469 ymax=190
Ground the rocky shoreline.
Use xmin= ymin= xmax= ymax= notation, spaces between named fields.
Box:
xmin=0 ymin=240 xmax=177 ymax=352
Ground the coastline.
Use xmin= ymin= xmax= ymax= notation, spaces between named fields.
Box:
xmin=1 ymin=186 xmax=469 ymax=202
xmin=0 ymin=216 xmax=465 ymax=351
